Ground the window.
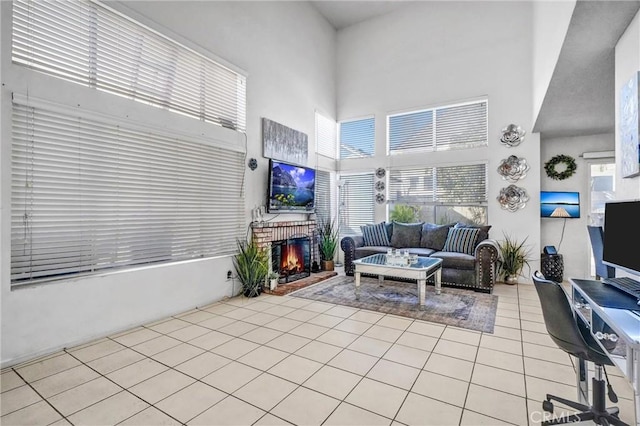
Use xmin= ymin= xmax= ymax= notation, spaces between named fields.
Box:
xmin=314 ymin=170 xmax=333 ymax=226
xmin=388 ymin=100 xmax=487 ymax=154
xmin=315 ymin=112 xmax=337 ymax=159
xmin=339 ymin=117 xmax=375 ymax=159
xmin=12 ymin=0 xmax=246 ymax=131
xmin=11 ymin=99 xmax=245 ymax=286
xmin=339 ymin=174 xmax=375 ymax=235
xmin=388 ymin=164 xmax=488 ymax=224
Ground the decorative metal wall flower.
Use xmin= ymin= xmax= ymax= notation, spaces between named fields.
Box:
xmin=497 ymin=155 xmax=530 ymax=182
xmin=497 ymin=185 xmax=529 ymax=212
xmin=375 ymin=168 xmax=386 ymax=179
xmin=500 ymin=124 xmax=526 ymax=147
xmin=375 ymin=193 xmax=386 ymax=204
xmin=375 ymin=180 xmax=385 ymax=192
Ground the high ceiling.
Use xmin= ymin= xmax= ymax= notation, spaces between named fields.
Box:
xmin=310 ymin=1 xmax=408 ymax=30
xmin=310 ymin=0 xmax=640 ymax=139
xmin=533 ymin=0 xmax=640 ymax=138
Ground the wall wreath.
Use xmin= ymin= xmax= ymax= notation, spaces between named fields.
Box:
xmin=544 ymin=154 xmax=577 ymax=180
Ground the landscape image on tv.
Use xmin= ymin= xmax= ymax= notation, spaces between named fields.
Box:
xmin=540 ymin=191 xmax=580 ymax=218
xmin=269 ymin=161 xmax=315 ymax=212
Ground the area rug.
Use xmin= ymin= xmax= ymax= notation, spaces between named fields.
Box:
xmin=289 ymin=275 xmax=498 ymax=333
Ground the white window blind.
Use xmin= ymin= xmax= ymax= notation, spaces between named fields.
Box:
xmin=12 ymin=0 xmax=246 ymax=132
xmin=11 ymin=100 xmax=245 ymax=286
xmin=339 ymin=174 xmax=374 ymax=235
xmin=388 ymin=100 xmax=487 ymax=154
xmin=314 ymin=170 xmax=332 ymax=226
xmin=315 ymin=113 xmax=337 ymax=159
xmin=339 ymin=117 xmax=375 ymax=159
xmin=388 ymin=164 xmax=487 ymax=204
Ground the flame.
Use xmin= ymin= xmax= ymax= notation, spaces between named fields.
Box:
xmin=281 ymin=245 xmax=303 ymax=274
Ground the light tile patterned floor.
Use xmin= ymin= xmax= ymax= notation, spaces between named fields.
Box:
xmin=1 ymin=281 xmax=637 ymax=425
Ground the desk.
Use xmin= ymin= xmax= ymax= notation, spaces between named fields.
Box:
xmin=570 ymin=278 xmax=640 ymax=425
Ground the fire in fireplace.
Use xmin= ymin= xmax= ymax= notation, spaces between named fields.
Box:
xmin=272 ymin=237 xmax=311 ymax=283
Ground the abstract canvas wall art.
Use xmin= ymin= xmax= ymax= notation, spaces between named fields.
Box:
xmin=262 ymin=118 xmax=308 ymax=165
xmin=620 ymin=72 xmax=640 ymax=178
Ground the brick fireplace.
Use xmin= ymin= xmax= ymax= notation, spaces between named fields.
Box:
xmin=250 ymin=219 xmax=319 ymax=282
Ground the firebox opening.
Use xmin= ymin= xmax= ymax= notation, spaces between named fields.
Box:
xmin=272 ymin=236 xmax=311 ymax=283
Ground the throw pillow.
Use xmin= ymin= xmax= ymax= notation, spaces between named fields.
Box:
xmin=420 ymin=223 xmax=454 ymax=250
xmin=361 ymin=222 xmax=391 ymax=246
xmin=442 ymin=227 xmax=480 ymax=255
xmin=390 ymin=222 xmax=423 ymax=248
xmin=454 ymin=223 xmax=492 ymax=244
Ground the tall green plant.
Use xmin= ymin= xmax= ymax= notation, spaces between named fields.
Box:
xmin=497 ymin=233 xmax=532 ymax=280
xmin=233 ymin=239 xmax=268 ymax=297
xmin=318 ymin=218 xmax=338 ymax=261
xmin=390 ymin=204 xmax=418 ymax=223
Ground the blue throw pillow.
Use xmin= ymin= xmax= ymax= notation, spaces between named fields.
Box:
xmin=361 ymin=222 xmax=391 ymax=246
xmin=442 ymin=227 xmax=480 ymax=255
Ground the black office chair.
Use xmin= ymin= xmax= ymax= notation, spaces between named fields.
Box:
xmin=532 ymin=271 xmax=626 ymax=425
xmin=587 ymin=225 xmax=616 ymax=280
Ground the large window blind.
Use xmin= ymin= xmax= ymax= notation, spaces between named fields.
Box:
xmin=339 ymin=117 xmax=375 ymax=159
xmin=315 ymin=113 xmax=337 ymax=159
xmin=388 ymin=100 xmax=487 ymax=154
xmin=388 ymin=164 xmax=488 ymax=224
xmin=314 ymin=170 xmax=332 ymax=226
xmin=339 ymin=174 xmax=374 ymax=235
xmin=12 ymin=0 xmax=246 ymax=132
xmin=11 ymin=100 xmax=245 ymax=286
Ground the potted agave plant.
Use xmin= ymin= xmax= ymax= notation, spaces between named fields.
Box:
xmin=318 ymin=217 xmax=339 ymax=271
xmin=233 ymin=239 xmax=269 ymax=297
xmin=497 ymin=233 xmax=533 ymax=285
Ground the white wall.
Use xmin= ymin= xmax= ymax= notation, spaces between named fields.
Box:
xmin=615 ymin=9 xmax=640 ymax=202
xmin=532 ymin=0 xmax=576 ymax=127
xmin=540 ymin=133 xmax=615 ymax=280
xmin=336 ymin=1 xmax=541 ymax=273
xmin=0 ymin=1 xmax=336 ymax=367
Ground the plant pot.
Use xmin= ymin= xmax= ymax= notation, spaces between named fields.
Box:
xmin=321 ymin=260 xmax=334 ymax=271
xmin=243 ymin=286 xmax=262 ymax=298
xmin=504 ymin=275 xmax=519 ymax=285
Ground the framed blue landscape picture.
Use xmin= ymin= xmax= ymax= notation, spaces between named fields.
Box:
xmin=541 ymin=191 xmax=580 ymax=218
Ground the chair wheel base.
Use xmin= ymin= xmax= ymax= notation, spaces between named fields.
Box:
xmin=542 ymin=400 xmax=554 ymax=413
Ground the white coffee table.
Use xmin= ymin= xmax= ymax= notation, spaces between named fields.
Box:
xmin=353 ymin=253 xmax=443 ymax=308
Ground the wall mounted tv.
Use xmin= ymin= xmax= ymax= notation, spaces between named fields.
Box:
xmin=267 ymin=159 xmax=316 ymax=213
xmin=540 ymin=191 xmax=580 ymax=218
xmin=603 ymin=200 xmax=640 ymax=277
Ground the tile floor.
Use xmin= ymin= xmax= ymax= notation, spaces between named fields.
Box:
xmin=1 ymin=280 xmax=637 ymax=425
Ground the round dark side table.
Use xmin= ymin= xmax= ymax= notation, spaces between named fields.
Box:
xmin=541 ymin=253 xmax=564 ymax=283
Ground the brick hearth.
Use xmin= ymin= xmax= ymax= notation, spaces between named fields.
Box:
xmin=263 ymin=270 xmax=338 ymax=296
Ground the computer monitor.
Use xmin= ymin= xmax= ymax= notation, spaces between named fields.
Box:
xmin=602 ymin=200 xmax=640 ymax=278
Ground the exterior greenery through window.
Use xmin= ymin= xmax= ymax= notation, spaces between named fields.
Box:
xmin=388 ymin=164 xmax=488 ymax=225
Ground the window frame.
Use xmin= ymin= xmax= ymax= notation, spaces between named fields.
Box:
xmin=387 ymin=99 xmax=488 ymax=155
xmin=339 ymin=115 xmax=375 ymax=159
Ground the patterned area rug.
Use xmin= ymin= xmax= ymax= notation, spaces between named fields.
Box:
xmin=290 ymin=275 xmax=498 ymax=333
